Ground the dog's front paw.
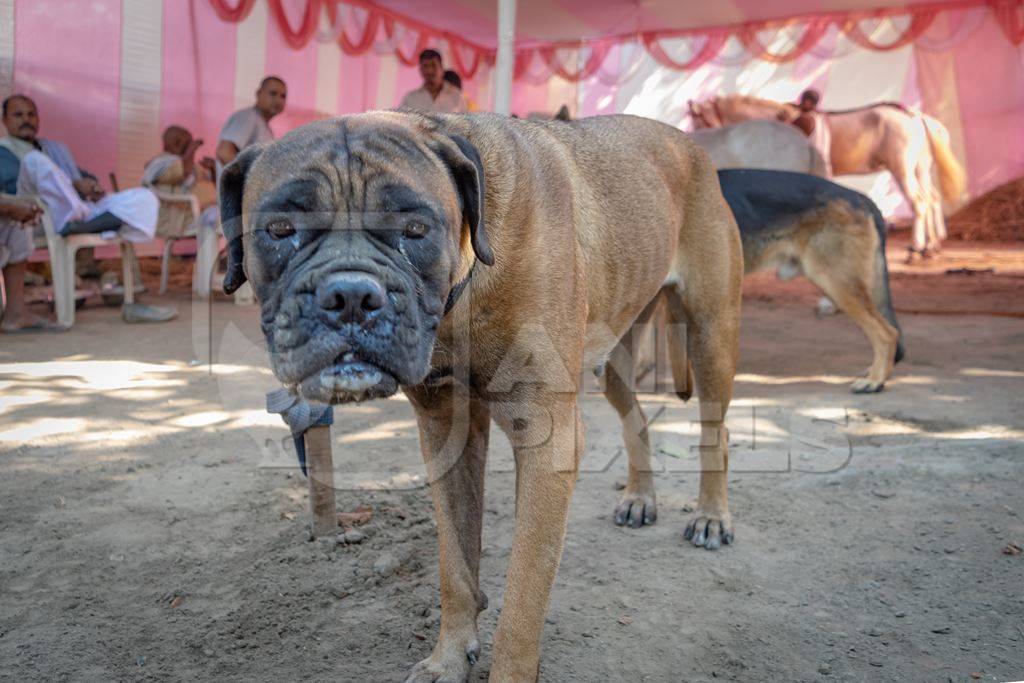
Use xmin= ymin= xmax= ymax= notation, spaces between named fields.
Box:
xmin=683 ymin=510 xmax=734 ymax=550
xmin=850 ymin=377 xmax=885 ymax=393
xmin=404 ymin=637 xmax=479 ymax=683
xmin=613 ymin=489 xmax=657 ymax=528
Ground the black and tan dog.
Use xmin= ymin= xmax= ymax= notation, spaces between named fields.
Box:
xmin=219 ymin=111 xmax=742 ymax=682
xmin=718 ymin=168 xmax=904 ymax=392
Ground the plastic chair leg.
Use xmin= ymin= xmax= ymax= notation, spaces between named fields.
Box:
xmin=51 ymin=242 xmax=75 ymax=328
xmin=160 ymin=238 xmax=175 ymax=295
xmin=193 ymin=229 xmax=217 ymax=299
xmin=121 ymin=243 xmax=136 ymax=306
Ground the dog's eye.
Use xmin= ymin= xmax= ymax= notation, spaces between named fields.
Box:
xmin=267 ymin=220 xmax=296 ymax=240
xmin=403 ymin=222 xmax=429 ymax=239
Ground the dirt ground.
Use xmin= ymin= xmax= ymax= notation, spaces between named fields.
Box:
xmin=1 ymin=238 xmax=1022 ymax=682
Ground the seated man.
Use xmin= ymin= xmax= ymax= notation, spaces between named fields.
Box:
xmin=0 ymin=94 xmax=157 ymax=240
xmin=0 ymin=197 xmax=59 ymax=332
xmin=142 ymin=125 xmax=217 ymax=239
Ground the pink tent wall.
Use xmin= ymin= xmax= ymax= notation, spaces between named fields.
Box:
xmin=12 ymin=0 xmax=122 ymax=183
xmin=1 ymin=0 xmax=1021 ymax=212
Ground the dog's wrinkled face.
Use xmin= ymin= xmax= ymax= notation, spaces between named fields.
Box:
xmin=219 ymin=114 xmax=492 ymax=404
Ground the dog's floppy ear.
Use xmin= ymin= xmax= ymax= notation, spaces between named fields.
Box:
xmin=219 ymin=144 xmax=264 ymax=294
xmin=432 ymin=134 xmax=494 ymax=267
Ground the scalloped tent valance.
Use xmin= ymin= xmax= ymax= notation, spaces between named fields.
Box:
xmin=209 ymin=0 xmax=1024 ymax=82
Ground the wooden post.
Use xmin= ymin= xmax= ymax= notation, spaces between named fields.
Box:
xmin=304 ymin=424 xmax=337 ymax=538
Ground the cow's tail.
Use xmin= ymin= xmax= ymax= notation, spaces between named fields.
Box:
xmin=921 ymin=113 xmax=967 ymax=203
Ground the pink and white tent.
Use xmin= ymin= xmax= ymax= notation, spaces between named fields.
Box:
xmin=2 ymin=0 xmax=1022 ymax=217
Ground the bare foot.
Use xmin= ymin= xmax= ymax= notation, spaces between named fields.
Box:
xmin=0 ymin=313 xmax=64 ymax=333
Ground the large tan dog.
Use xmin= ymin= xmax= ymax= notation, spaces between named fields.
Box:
xmin=219 ymin=111 xmax=742 ymax=681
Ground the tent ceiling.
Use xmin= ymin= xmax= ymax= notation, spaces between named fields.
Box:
xmin=367 ymin=0 xmax=949 ymax=47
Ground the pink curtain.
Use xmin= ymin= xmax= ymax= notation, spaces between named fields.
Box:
xmin=12 ymin=0 xmax=122 ymax=188
xmin=206 ymin=0 xmax=1022 ymax=84
xmin=160 ymin=0 xmax=238 ymax=175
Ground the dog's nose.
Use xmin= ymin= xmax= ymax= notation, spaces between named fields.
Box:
xmin=316 ymin=272 xmax=386 ymax=321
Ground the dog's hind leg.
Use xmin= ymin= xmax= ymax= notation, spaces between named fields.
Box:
xmin=404 ymin=384 xmax=490 ymax=683
xmin=801 ymin=226 xmax=899 ymax=393
xmin=674 ymin=276 xmax=740 ymax=549
xmin=606 ymin=328 xmax=658 ymax=528
xmin=674 ymin=178 xmax=743 ymax=549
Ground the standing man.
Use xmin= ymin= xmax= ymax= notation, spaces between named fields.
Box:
xmin=785 ymin=89 xmax=832 ymax=177
xmin=399 ymin=50 xmax=468 ymax=113
xmin=216 ymin=76 xmax=287 ymax=173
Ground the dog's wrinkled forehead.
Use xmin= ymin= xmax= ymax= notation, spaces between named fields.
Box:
xmin=220 ymin=112 xmax=492 ymax=295
xmin=241 ymin=117 xmax=460 ymax=225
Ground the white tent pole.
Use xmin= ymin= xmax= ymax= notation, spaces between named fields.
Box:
xmin=493 ymin=0 xmax=516 ymax=115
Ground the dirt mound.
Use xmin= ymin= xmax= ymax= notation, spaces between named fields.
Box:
xmin=946 ymin=176 xmax=1024 ymax=242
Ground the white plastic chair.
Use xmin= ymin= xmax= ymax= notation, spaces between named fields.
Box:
xmin=151 ymin=190 xmax=219 ymax=298
xmin=34 ymin=199 xmax=137 ymax=328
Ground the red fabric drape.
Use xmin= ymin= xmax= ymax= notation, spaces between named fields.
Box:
xmin=383 ymin=18 xmax=433 ymax=67
xmin=208 ymin=0 xmax=1023 ymax=84
xmin=842 ymin=10 xmax=938 ymax=50
xmin=448 ymin=38 xmax=483 ymax=80
xmin=324 ymin=2 xmax=381 ymax=55
xmin=538 ymin=44 xmax=611 ymax=82
xmin=209 ymin=0 xmax=257 ymax=23
xmin=989 ymin=0 xmax=1024 ymax=45
xmin=513 ymin=49 xmax=534 ymax=80
xmin=266 ymin=0 xmax=322 ymax=49
xmin=641 ymin=31 xmax=728 ymax=71
xmin=738 ymin=17 xmax=832 ymax=63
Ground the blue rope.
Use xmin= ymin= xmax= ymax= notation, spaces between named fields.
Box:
xmin=266 ymin=388 xmax=333 ymax=476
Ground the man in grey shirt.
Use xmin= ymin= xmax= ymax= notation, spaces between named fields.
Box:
xmin=215 ymin=76 xmax=287 ymax=175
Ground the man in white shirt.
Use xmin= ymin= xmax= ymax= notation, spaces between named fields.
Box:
xmin=216 ymin=76 xmax=286 ymax=174
xmin=0 ymin=95 xmax=158 ymax=241
xmin=399 ymin=50 xmax=468 ymax=114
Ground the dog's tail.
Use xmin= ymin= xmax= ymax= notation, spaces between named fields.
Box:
xmin=921 ymin=113 xmax=966 ymax=203
xmin=660 ymin=286 xmax=696 ymax=402
xmin=866 ymin=201 xmax=905 ymax=364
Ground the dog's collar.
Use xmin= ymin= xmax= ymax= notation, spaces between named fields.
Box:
xmin=443 ymin=260 xmax=476 ymax=316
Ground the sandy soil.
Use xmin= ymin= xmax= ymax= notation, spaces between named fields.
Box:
xmin=1 ymin=240 xmax=1023 ymax=682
